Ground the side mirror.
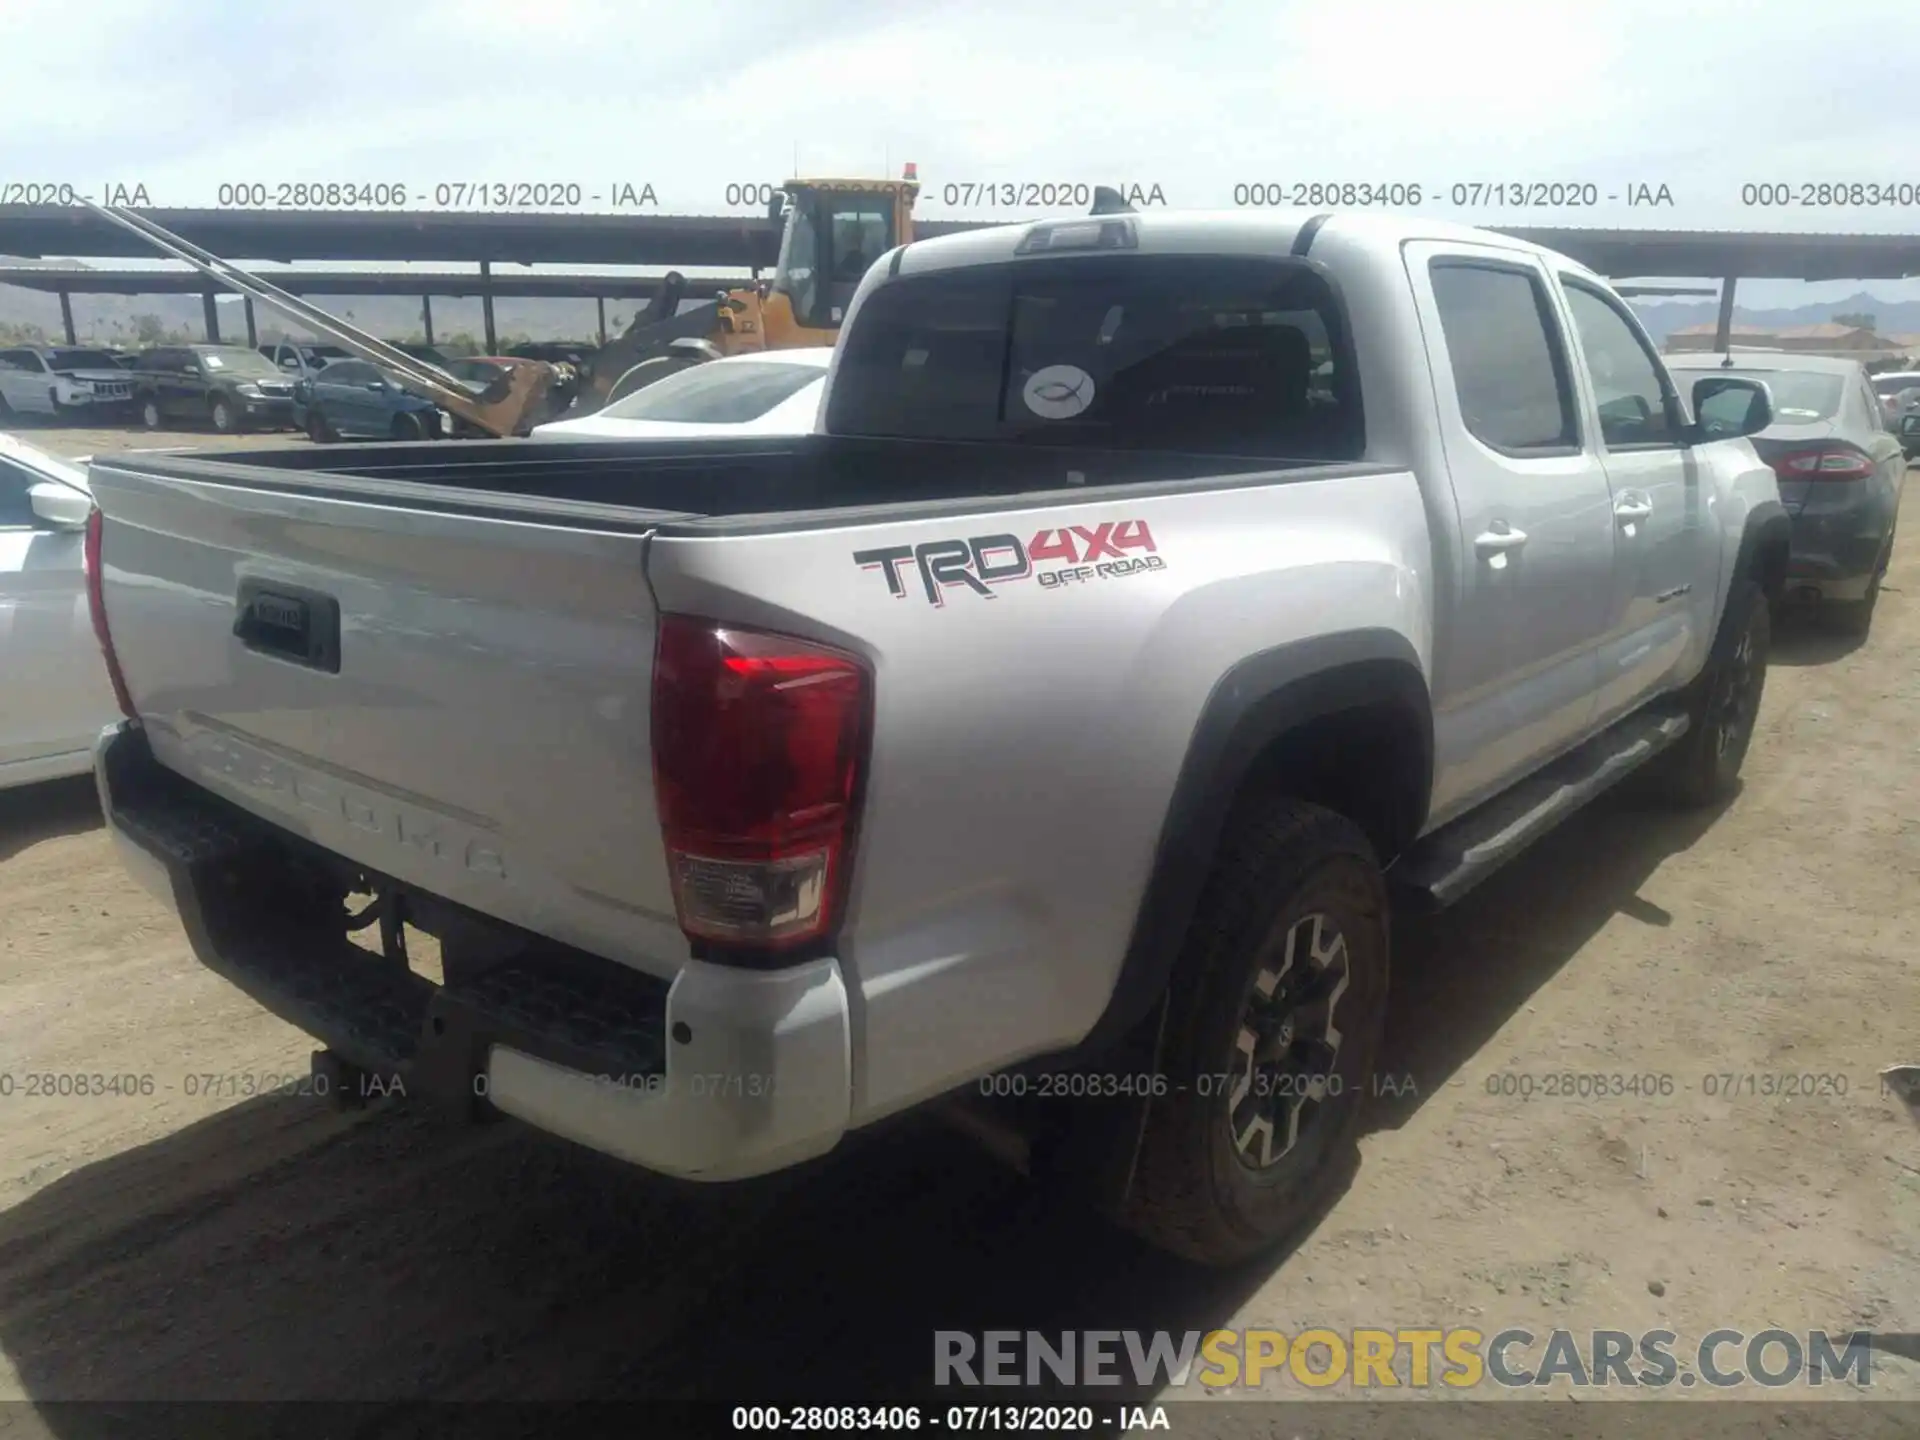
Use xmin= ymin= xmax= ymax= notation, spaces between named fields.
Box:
xmin=1688 ymin=375 xmax=1773 ymax=441
xmin=28 ymin=481 xmax=91 ymax=532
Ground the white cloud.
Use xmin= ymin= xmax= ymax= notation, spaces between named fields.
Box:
xmin=5 ymin=0 xmax=1920 ymax=302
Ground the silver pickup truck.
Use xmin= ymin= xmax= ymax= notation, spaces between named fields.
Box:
xmin=84 ymin=210 xmax=1789 ymax=1265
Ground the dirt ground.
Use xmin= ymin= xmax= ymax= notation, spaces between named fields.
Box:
xmin=1 ymin=423 xmax=1916 ymax=1429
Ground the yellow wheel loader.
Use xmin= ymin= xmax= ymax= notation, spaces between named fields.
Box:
xmin=577 ymin=169 xmax=923 ymax=412
xmin=572 ymin=172 xmax=1142 ymax=414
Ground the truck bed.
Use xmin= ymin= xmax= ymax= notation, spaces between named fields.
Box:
xmin=83 ymin=433 xmax=1396 ymax=991
xmin=94 ymin=434 xmax=1334 ymax=533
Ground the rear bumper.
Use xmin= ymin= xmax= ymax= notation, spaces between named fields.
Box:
xmin=93 ymin=722 xmax=853 ymax=1181
xmin=1784 ymin=505 xmax=1892 ymax=604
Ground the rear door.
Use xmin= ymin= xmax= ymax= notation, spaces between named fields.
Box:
xmin=316 ymin=360 xmax=377 ymax=435
xmin=0 ymin=351 xmax=34 ymax=414
xmin=1552 ymin=275 xmax=1708 ymax=723
xmin=131 ymin=351 xmax=169 ymax=417
xmin=1407 ymin=243 xmax=1617 ymax=816
xmin=163 ymin=350 xmax=198 ymax=418
xmin=0 ymin=351 xmax=52 ymax=415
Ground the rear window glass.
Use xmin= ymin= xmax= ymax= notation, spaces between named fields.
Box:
xmin=1702 ymin=369 xmax=1845 ymax=423
xmin=826 ymin=256 xmax=1362 ymax=459
xmin=600 ymin=361 xmax=824 ymax=424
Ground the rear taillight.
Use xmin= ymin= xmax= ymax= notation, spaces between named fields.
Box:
xmin=83 ymin=506 xmax=138 ymax=719
xmin=1767 ymin=444 xmax=1873 ymax=482
xmin=651 ymin=615 xmax=872 ymax=952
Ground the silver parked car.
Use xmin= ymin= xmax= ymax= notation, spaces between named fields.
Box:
xmin=0 ymin=433 xmax=120 ymax=790
xmin=1670 ymin=352 xmax=1905 ymax=635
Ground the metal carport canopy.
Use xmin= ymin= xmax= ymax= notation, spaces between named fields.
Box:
xmin=4 ymin=206 xmax=1920 ymax=279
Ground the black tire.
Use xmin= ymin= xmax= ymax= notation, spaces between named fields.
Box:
xmin=1646 ymin=578 xmax=1769 ymax=807
xmin=140 ymin=398 xmax=163 ymax=430
xmin=306 ymin=407 xmax=332 ymax=444
xmin=0 ymin=389 xmax=13 ymax=422
xmin=210 ymin=397 xmax=238 ymax=434
xmin=391 ymin=411 xmax=426 ymax=441
xmin=1115 ymin=799 xmax=1389 ymax=1267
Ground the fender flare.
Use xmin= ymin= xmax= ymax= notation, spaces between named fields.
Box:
xmin=1732 ymin=497 xmax=1791 ymax=602
xmin=1075 ymin=627 xmax=1433 ymax=1059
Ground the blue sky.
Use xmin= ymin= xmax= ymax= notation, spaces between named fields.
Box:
xmin=5 ymin=0 xmax=1920 ymax=305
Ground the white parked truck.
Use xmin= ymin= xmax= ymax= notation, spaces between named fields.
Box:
xmin=83 ymin=209 xmax=1788 ymax=1264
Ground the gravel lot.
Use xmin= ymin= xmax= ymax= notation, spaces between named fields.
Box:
xmin=1 ymin=423 xmax=1916 ymax=1429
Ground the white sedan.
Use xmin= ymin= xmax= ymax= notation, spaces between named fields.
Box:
xmin=0 ymin=433 xmax=120 ymax=791
xmin=530 ymin=348 xmax=831 ymax=440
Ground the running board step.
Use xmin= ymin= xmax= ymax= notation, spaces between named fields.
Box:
xmin=1391 ymin=709 xmax=1691 ymax=910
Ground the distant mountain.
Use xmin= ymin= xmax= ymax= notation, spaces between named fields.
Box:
xmin=0 ymin=254 xmax=96 ymax=271
xmin=1627 ymin=291 xmax=1920 ymax=344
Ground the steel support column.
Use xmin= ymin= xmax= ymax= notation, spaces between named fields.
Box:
xmin=596 ymin=296 xmax=607 ymax=346
xmin=243 ymin=297 xmax=258 ymax=347
xmin=58 ymin=289 xmax=76 ymax=343
xmin=480 ymin=260 xmax=496 ymax=353
xmin=1713 ymin=276 xmax=1738 ymax=351
xmin=421 ymin=295 xmax=434 ymax=345
xmin=202 ymin=291 xmax=220 ymax=342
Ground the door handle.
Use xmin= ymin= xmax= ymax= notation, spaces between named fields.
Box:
xmin=1474 ymin=522 xmax=1529 ymax=555
xmin=1614 ymin=496 xmax=1654 ymax=523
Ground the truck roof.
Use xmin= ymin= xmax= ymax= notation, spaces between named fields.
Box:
xmin=889 ymin=208 xmax=1605 ymax=286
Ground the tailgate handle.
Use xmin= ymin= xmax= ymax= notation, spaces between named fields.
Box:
xmin=233 ymin=579 xmax=341 ymax=673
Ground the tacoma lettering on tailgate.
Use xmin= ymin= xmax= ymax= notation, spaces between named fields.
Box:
xmin=853 ymin=520 xmax=1164 ymax=607
xmin=187 ymin=730 xmax=509 ymax=880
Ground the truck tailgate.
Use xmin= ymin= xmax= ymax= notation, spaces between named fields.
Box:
xmin=86 ymin=459 xmax=688 ymax=977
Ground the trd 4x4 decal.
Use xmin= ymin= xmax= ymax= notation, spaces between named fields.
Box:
xmin=854 ymin=521 xmax=1165 ymax=606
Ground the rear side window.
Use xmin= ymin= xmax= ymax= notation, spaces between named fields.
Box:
xmin=827 ymin=256 xmax=1363 ymax=459
xmin=1428 ymin=261 xmax=1578 ymax=454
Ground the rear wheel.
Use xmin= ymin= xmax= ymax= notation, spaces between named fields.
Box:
xmin=210 ymin=398 xmax=238 ymax=433
xmin=140 ymin=398 xmax=163 ymax=430
xmin=1645 ymin=578 xmax=1769 ymax=807
xmin=0 ymin=390 xmax=13 ymax=422
xmin=306 ymin=406 xmax=333 ymax=444
xmin=1116 ymin=799 xmax=1389 ymax=1266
